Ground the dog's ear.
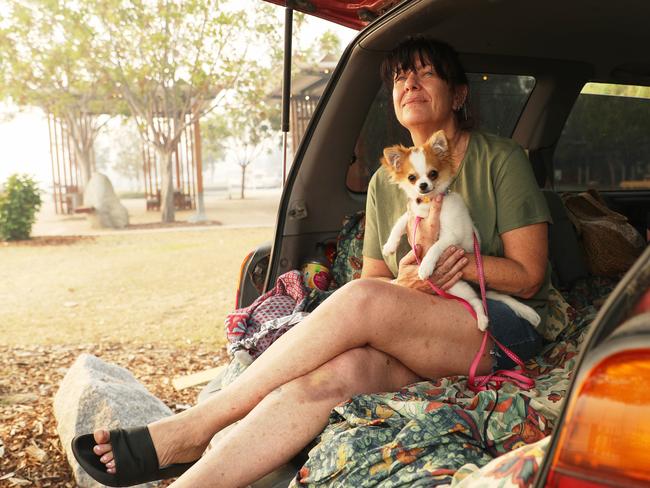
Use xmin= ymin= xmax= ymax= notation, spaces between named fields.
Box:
xmin=382 ymin=146 xmax=406 ymax=171
xmin=428 ymin=130 xmax=448 ymax=155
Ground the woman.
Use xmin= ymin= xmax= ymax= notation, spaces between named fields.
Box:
xmin=74 ymin=37 xmax=551 ymax=487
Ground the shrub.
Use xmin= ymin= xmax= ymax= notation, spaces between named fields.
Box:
xmin=0 ymin=174 xmax=43 ymax=241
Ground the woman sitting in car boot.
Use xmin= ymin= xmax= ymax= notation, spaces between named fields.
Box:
xmin=72 ymin=37 xmax=551 ymax=488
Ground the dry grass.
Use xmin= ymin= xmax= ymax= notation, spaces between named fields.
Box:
xmin=0 ymin=227 xmax=274 ymax=347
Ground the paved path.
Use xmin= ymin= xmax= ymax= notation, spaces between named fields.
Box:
xmin=32 ymin=189 xmax=282 ymax=236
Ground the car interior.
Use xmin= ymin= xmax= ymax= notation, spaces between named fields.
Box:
xmin=265 ymin=0 xmax=649 ymax=288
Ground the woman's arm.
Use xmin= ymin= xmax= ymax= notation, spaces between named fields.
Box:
xmin=361 ymin=253 xmax=431 ymax=292
xmin=362 ymin=247 xmax=466 ymax=293
xmin=461 ymin=222 xmax=548 ymax=298
xmin=373 ymin=191 xmax=546 ymax=297
xmin=361 ymin=256 xmax=394 ymax=280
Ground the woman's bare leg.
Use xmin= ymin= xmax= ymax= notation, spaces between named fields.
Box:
xmin=170 ymin=347 xmax=421 ymax=487
xmin=94 ymin=279 xmax=491 ymax=472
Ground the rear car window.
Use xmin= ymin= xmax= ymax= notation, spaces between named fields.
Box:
xmin=553 ymin=83 xmax=650 ymax=191
xmin=348 ymin=74 xmax=536 ymax=192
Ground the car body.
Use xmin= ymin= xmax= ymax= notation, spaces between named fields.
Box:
xmin=232 ymin=0 xmax=650 ymax=486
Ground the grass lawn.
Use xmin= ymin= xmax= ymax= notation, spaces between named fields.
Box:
xmin=0 ymin=226 xmax=277 ymax=485
xmin=0 ymin=227 xmax=274 ymax=347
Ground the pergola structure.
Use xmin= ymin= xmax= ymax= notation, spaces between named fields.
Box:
xmin=47 ymin=114 xmax=84 ymax=214
xmin=47 ymin=113 xmax=203 ymax=214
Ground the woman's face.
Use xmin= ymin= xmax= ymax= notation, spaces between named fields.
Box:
xmin=392 ymin=60 xmax=459 ymax=138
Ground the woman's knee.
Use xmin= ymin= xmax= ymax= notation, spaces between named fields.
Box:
xmin=322 ymin=347 xmax=379 ymax=385
xmin=339 ymin=277 xmax=389 ymax=297
xmin=333 ymin=279 xmax=394 ymax=321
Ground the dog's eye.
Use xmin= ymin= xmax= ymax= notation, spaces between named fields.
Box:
xmin=428 ymin=170 xmax=438 ymax=180
xmin=408 ymin=174 xmax=417 ymax=183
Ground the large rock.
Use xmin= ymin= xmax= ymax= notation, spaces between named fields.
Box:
xmin=54 ymin=354 xmax=172 ymax=488
xmin=83 ymin=173 xmax=129 ymax=229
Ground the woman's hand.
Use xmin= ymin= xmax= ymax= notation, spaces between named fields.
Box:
xmin=395 ymin=244 xmax=467 ymax=292
xmin=394 ymin=246 xmax=428 ymax=291
xmin=396 ymin=195 xmax=469 ymax=291
xmin=407 ymin=194 xmax=442 ymax=255
xmin=423 ymin=245 xmax=468 ymax=290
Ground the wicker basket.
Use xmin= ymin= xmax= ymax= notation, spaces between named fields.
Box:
xmin=562 ymin=190 xmax=645 ymax=277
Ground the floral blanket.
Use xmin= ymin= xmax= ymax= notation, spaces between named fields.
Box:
xmin=288 ymin=276 xmax=616 ymax=487
xmin=219 ymin=208 xmax=618 ymax=487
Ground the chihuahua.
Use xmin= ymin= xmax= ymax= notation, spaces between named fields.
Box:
xmin=381 ymin=130 xmax=540 ymax=331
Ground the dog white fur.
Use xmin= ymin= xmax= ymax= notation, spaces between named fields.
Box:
xmin=381 ymin=130 xmax=540 ymax=331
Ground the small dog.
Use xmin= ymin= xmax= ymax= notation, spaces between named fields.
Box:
xmin=381 ymin=130 xmax=540 ymax=331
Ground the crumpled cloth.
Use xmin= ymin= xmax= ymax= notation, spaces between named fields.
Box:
xmin=225 ymin=270 xmax=310 ymax=359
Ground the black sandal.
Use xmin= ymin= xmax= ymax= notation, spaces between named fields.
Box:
xmin=71 ymin=426 xmax=196 ymax=487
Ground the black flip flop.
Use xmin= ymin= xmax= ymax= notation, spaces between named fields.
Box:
xmin=71 ymin=426 xmax=196 ymax=487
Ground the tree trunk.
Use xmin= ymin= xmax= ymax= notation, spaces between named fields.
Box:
xmin=70 ymin=143 xmax=94 ymax=211
xmin=240 ymin=164 xmax=246 ymax=200
xmin=74 ymin=144 xmax=94 ymax=187
xmin=159 ymin=147 xmax=176 ymax=222
xmin=65 ymin=111 xmax=100 ymax=191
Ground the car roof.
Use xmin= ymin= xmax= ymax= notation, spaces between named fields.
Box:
xmin=266 ymin=0 xmax=650 ymax=86
xmin=360 ymin=0 xmax=650 ymax=86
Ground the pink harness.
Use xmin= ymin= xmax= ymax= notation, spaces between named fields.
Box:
xmin=412 ymin=215 xmax=534 ymax=392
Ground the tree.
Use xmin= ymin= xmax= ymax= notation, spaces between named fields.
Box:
xmin=215 ymin=26 xmax=345 ymax=199
xmin=316 ymin=30 xmax=342 ymax=60
xmin=554 ymin=85 xmax=650 ymax=189
xmin=0 ymin=1 xmax=115 ymax=187
xmin=95 ymin=120 xmax=144 ymax=191
xmin=89 ymin=0 xmax=280 ymax=222
xmin=213 ymin=59 xmax=282 ymax=199
xmin=112 ymin=130 xmax=145 ymax=191
xmin=200 ymin=114 xmax=232 ymax=181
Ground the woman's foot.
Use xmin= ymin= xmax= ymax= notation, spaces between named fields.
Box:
xmin=92 ymin=414 xmax=212 ymax=474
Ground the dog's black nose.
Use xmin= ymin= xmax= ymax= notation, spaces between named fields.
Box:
xmin=419 ymin=182 xmax=429 ymax=192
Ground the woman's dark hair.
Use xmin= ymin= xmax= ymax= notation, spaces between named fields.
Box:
xmin=380 ymin=37 xmax=473 ymax=128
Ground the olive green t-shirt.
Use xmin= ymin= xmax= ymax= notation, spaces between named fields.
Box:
xmin=363 ymin=131 xmax=553 ymax=329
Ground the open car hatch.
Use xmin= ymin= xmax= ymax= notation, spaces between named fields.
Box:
xmin=262 ymin=0 xmax=406 ymax=29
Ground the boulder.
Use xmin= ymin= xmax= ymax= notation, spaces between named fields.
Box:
xmin=54 ymin=354 xmax=172 ymax=488
xmin=83 ymin=173 xmax=129 ymax=229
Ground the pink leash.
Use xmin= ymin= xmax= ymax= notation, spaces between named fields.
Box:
xmin=412 ymin=216 xmax=534 ymax=392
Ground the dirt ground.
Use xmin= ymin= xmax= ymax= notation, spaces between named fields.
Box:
xmin=0 ymin=343 xmax=226 ymax=487
xmin=0 ymin=191 xmax=280 ymax=486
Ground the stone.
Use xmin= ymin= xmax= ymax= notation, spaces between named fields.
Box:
xmin=54 ymin=354 xmax=172 ymax=488
xmin=83 ymin=173 xmax=129 ymax=229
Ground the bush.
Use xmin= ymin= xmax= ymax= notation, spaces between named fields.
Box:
xmin=0 ymin=174 xmax=43 ymax=241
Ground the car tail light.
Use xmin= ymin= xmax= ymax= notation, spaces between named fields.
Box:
xmin=545 ymin=349 xmax=650 ymax=488
xmin=235 ymin=250 xmax=255 ymax=309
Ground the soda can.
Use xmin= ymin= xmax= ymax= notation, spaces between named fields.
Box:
xmin=301 ymin=260 xmax=332 ymax=291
